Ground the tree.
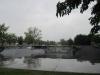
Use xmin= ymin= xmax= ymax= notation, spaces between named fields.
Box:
xmin=56 ymin=0 xmax=100 ymax=35
xmin=6 ymin=33 xmax=17 ymax=45
xmin=59 ymin=38 xmax=74 ymax=45
xmin=60 ymin=39 xmax=67 ymax=45
xmin=45 ymin=40 xmax=56 ymax=45
xmin=74 ymin=34 xmax=91 ymax=45
xmin=17 ymin=36 xmax=24 ymax=45
xmin=92 ymin=34 xmax=100 ymax=43
xmin=66 ymin=38 xmax=74 ymax=45
xmin=0 ymin=23 xmax=9 ymax=46
xmin=24 ymin=27 xmax=42 ymax=45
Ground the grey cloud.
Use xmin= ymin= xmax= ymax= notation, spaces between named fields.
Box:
xmin=0 ymin=0 xmax=92 ymax=41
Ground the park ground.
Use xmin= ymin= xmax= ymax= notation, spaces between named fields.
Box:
xmin=0 ymin=68 xmax=99 ymax=75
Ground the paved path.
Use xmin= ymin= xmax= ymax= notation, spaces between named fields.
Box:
xmin=1 ymin=48 xmax=45 ymax=58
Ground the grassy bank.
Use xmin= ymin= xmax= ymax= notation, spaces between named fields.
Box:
xmin=0 ymin=68 xmax=99 ymax=75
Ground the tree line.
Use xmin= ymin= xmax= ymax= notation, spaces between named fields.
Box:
xmin=0 ymin=23 xmax=100 ymax=47
xmin=60 ymin=34 xmax=100 ymax=46
xmin=0 ymin=23 xmax=42 ymax=47
xmin=0 ymin=23 xmax=58 ymax=47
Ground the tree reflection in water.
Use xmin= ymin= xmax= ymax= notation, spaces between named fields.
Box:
xmin=24 ymin=55 xmax=40 ymax=68
xmin=0 ymin=54 xmax=15 ymax=66
xmin=0 ymin=54 xmax=4 ymax=66
xmin=77 ymin=58 xmax=100 ymax=65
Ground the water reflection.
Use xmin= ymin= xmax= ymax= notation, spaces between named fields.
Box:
xmin=24 ymin=55 xmax=40 ymax=68
xmin=0 ymin=54 xmax=41 ymax=69
xmin=0 ymin=54 xmax=15 ymax=66
xmin=0 ymin=53 xmax=100 ymax=73
xmin=0 ymin=54 xmax=4 ymax=66
xmin=77 ymin=58 xmax=100 ymax=65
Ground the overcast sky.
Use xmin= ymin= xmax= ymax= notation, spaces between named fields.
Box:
xmin=0 ymin=0 xmax=93 ymax=41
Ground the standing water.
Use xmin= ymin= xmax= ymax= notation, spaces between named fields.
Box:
xmin=0 ymin=48 xmax=100 ymax=74
xmin=0 ymin=57 xmax=100 ymax=74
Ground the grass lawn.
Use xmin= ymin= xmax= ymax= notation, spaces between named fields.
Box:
xmin=0 ymin=68 xmax=99 ymax=75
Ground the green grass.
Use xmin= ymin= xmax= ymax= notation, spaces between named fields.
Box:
xmin=0 ymin=68 xmax=99 ymax=75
